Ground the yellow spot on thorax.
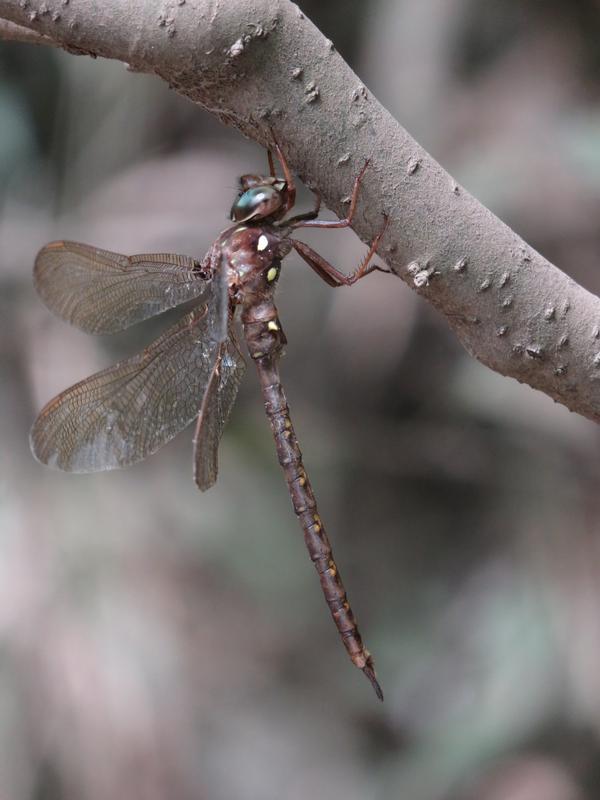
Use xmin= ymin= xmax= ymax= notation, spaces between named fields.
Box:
xmin=267 ymin=267 xmax=278 ymax=282
xmin=267 ymin=320 xmax=279 ymax=331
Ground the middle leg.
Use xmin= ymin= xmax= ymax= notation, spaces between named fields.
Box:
xmin=280 ymin=192 xmax=322 ymax=227
xmin=291 ymin=160 xmax=370 ymax=231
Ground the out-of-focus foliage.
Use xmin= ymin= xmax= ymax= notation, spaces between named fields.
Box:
xmin=1 ymin=1 xmax=600 ymax=798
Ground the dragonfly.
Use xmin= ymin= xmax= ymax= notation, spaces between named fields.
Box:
xmin=30 ymin=140 xmax=389 ymax=700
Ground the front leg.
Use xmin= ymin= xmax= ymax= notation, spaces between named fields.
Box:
xmin=269 ymin=131 xmax=297 ymax=214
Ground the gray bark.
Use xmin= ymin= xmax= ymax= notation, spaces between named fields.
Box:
xmin=0 ymin=18 xmax=51 ymax=43
xmin=2 ymin=0 xmax=600 ymax=422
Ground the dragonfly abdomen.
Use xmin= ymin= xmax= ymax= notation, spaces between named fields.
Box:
xmin=248 ymin=346 xmax=383 ymax=700
xmin=241 ymin=298 xmax=286 ymax=361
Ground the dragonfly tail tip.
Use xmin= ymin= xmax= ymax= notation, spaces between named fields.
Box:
xmin=362 ymin=665 xmax=384 ymax=702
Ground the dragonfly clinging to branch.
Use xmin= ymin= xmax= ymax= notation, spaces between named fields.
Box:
xmin=30 ymin=139 xmax=390 ymax=700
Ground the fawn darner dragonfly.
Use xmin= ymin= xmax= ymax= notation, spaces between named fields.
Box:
xmin=30 ymin=141 xmax=389 ymax=699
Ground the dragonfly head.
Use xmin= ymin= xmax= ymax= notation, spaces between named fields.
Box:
xmin=230 ymin=175 xmax=289 ymax=223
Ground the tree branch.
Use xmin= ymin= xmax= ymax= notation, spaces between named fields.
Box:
xmin=2 ymin=0 xmax=600 ymax=423
xmin=0 ymin=17 xmax=53 ymax=44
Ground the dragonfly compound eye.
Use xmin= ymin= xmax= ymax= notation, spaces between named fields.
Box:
xmin=230 ymin=185 xmax=283 ymax=222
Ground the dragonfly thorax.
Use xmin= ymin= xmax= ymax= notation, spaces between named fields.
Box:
xmin=224 ymin=225 xmax=291 ymax=307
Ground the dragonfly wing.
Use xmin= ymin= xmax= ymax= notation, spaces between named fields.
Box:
xmin=30 ymin=305 xmax=222 ymax=472
xmin=193 ymin=328 xmax=246 ymax=491
xmin=34 ymin=241 xmax=211 ymax=333
xmin=203 ymin=242 xmax=229 ymax=345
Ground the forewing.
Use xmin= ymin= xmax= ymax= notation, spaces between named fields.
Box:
xmin=204 ymin=242 xmax=229 ymax=345
xmin=34 ymin=240 xmax=210 ymax=333
xmin=193 ymin=329 xmax=246 ymax=491
xmin=30 ymin=305 xmax=222 ymax=473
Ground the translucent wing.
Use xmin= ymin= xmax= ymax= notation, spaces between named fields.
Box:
xmin=34 ymin=240 xmax=211 ymax=334
xmin=30 ymin=304 xmax=223 ymax=473
xmin=193 ymin=329 xmax=246 ymax=491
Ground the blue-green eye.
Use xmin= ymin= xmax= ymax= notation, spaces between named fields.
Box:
xmin=230 ymin=185 xmax=283 ymax=221
xmin=232 ymin=188 xmax=266 ymax=218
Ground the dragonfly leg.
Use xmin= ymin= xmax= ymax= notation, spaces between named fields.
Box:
xmin=269 ymin=131 xmax=296 ymax=213
xmin=267 ymin=148 xmax=276 ymax=178
xmin=291 ymin=160 xmax=369 ymax=230
xmin=280 ymin=191 xmax=322 ymax=227
xmin=292 ymin=215 xmax=390 ymax=287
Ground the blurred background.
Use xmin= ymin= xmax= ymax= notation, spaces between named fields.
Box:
xmin=1 ymin=1 xmax=600 ymax=798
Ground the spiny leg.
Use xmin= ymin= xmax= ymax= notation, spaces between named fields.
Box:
xmin=269 ymin=131 xmax=371 ymax=229
xmin=291 ymin=160 xmax=370 ymax=231
xmin=267 ymin=148 xmax=276 ymax=179
xmin=268 ymin=136 xmax=321 ymax=227
xmin=279 ymin=192 xmax=322 ymax=227
xmin=292 ymin=215 xmax=390 ymax=287
xmin=269 ymin=131 xmax=296 ymax=214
